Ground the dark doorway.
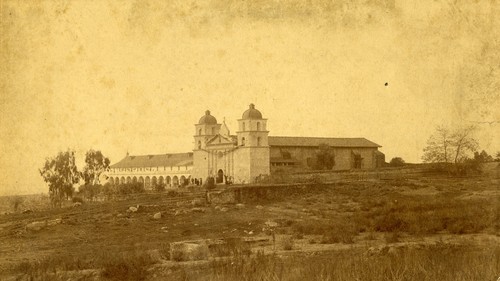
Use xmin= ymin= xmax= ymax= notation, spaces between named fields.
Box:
xmin=216 ymin=169 xmax=224 ymax=184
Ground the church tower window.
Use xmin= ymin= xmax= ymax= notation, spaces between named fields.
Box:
xmin=198 ymin=141 xmax=201 ymax=149
xmin=241 ymin=137 xmax=246 ymax=146
xmin=198 ymin=129 xmax=202 ymax=135
xmin=211 ymin=127 xmax=215 ymax=135
xmin=257 ymin=137 xmax=261 ymax=146
xmin=257 ymin=122 xmax=260 ymax=131
xmin=242 ymin=122 xmax=245 ymax=131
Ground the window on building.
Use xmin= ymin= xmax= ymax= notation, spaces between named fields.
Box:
xmin=257 ymin=122 xmax=260 ymax=131
xmin=242 ymin=122 xmax=245 ymax=131
xmin=198 ymin=128 xmax=202 ymax=135
xmin=198 ymin=141 xmax=201 ymax=149
xmin=241 ymin=137 xmax=246 ymax=146
xmin=211 ymin=127 xmax=215 ymax=135
xmin=257 ymin=137 xmax=261 ymax=146
xmin=281 ymin=150 xmax=291 ymax=159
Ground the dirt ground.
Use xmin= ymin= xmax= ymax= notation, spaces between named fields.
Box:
xmin=0 ymin=164 xmax=499 ymax=280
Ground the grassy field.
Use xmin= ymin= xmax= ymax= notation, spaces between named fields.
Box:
xmin=0 ymin=164 xmax=499 ymax=280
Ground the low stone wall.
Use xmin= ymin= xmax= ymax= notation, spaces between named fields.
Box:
xmin=209 ymin=183 xmax=326 ymax=204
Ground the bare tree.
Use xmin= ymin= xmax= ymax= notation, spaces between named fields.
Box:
xmin=422 ymin=125 xmax=478 ymax=164
xmin=449 ymin=126 xmax=479 ymax=164
xmin=422 ymin=126 xmax=452 ymax=163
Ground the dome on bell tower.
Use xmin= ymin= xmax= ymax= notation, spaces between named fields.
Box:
xmin=242 ymin=103 xmax=263 ymax=119
xmin=198 ymin=110 xmax=218 ymax=124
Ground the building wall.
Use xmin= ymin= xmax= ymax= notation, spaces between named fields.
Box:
xmin=270 ymin=146 xmax=380 ymax=171
xmin=193 ymin=147 xmax=238 ymax=184
xmin=192 ymin=150 xmax=208 ymax=181
xmin=249 ymin=146 xmax=271 ymax=181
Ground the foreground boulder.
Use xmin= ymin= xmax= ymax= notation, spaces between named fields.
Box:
xmin=25 ymin=218 xmax=62 ymax=231
xmin=153 ymin=212 xmax=162 ymax=219
xmin=25 ymin=221 xmax=47 ymax=231
xmin=170 ymin=240 xmax=209 ymax=261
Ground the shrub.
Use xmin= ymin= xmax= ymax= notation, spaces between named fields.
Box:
xmin=100 ymin=252 xmax=154 ymax=281
xmin=384 ymin=232 xmax=401 ymax=243
xmin=72 ymin=196 xmax=84 ymax=203
xmin=320 ymin=231 xmax=355 ymax=244
xmin=166 ymin=190 xmax=180 ymax=197
xmin=153 ymin=183 xmax=166 ymax=192
xmin=10 ymin=196 xmax=24 ymax=212
xmin=281 ymin=236 xmax=294 ymax=250
xmin=374 ymin=213 xmax=407 ymax=232
xmin=204 ymin=177 xmax=216 ymax=190
xmin=389 ymin=157 xmax=405 ymax=167
xmin=116 ymin=183 xmax=145 ymax=195
xmin=210 ymin=237 xmax=251 ymax=257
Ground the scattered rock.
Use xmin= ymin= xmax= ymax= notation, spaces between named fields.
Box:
xmin=387 ymin=246 xmax=400 ymax=255
xmin=255 ymin=205 xmax=264 ymax=210
xmin=265 ymin=220 xmax=278 ymax=228
xmin=47 ymin=218 xmax=62 ymax=226
xmin=138 ymin=204 xmax=160 ymax=212
xmin=128 ymin=206 xmax=138 ymax=213
xmin=116 ymin=213 xmax=124 ymax=218
xmin=191 ymin=207 xmax=205 ymax=213
xmin=214 ymin=205 xmax=221 ymax=210
xmin=22 ymin=209 xmax=33 ymax=214
xmin=220 ymin=207 xmax=229 ymax=212
xmin=73 ymin=202 xmax=82 ymax=207
xmin=174 ymin=210 xmax=182 ymax=216
xmin=170 ymin=241 xmax=209 ymax=261
xmin=26 ymin=221 xmax=47 ymax=231
xmin=236 ymin=203 xmax=245 ymax=209
xmin=161 ymin=226 xmax=168 ymax=230
xmin=101 ymin=214 xmax=113 ymax=219
xmin=191 ymin=199 xmax=203 ymax=207
xmin=153 ymin=212 xmax=162 ymax=219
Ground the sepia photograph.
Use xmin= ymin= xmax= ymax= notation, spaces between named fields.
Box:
xmin=0 ymin=0 xmax=499 ymax=280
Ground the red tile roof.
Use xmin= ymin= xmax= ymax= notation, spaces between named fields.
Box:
xmin=268 ymin=136 xmax=381 ymax=148
xmin=110 ymin=153 xmax=193 ymax=169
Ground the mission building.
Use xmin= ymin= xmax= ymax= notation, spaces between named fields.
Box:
xmin=107 ymin=104 xmax=384 ymax=189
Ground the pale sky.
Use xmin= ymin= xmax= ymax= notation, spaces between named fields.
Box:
xmin=1 ymin=0 xmax=499 ymax=195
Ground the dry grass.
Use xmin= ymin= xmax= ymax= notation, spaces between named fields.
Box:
xmin=11 ymin=250 xmax=155 ymax=281
xmin=197 ymin=245 xmax=500 ymax=281
xmin=2 ymin=169 xmax=499 ymax=280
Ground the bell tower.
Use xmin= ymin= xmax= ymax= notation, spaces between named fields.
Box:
xmin=193 ymin=110 xmax=221 ymax=182
xmin=194 ymin=110 xmax=220 ymax=150
xmin=235 ymin=104 xmax=270 ymax=182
